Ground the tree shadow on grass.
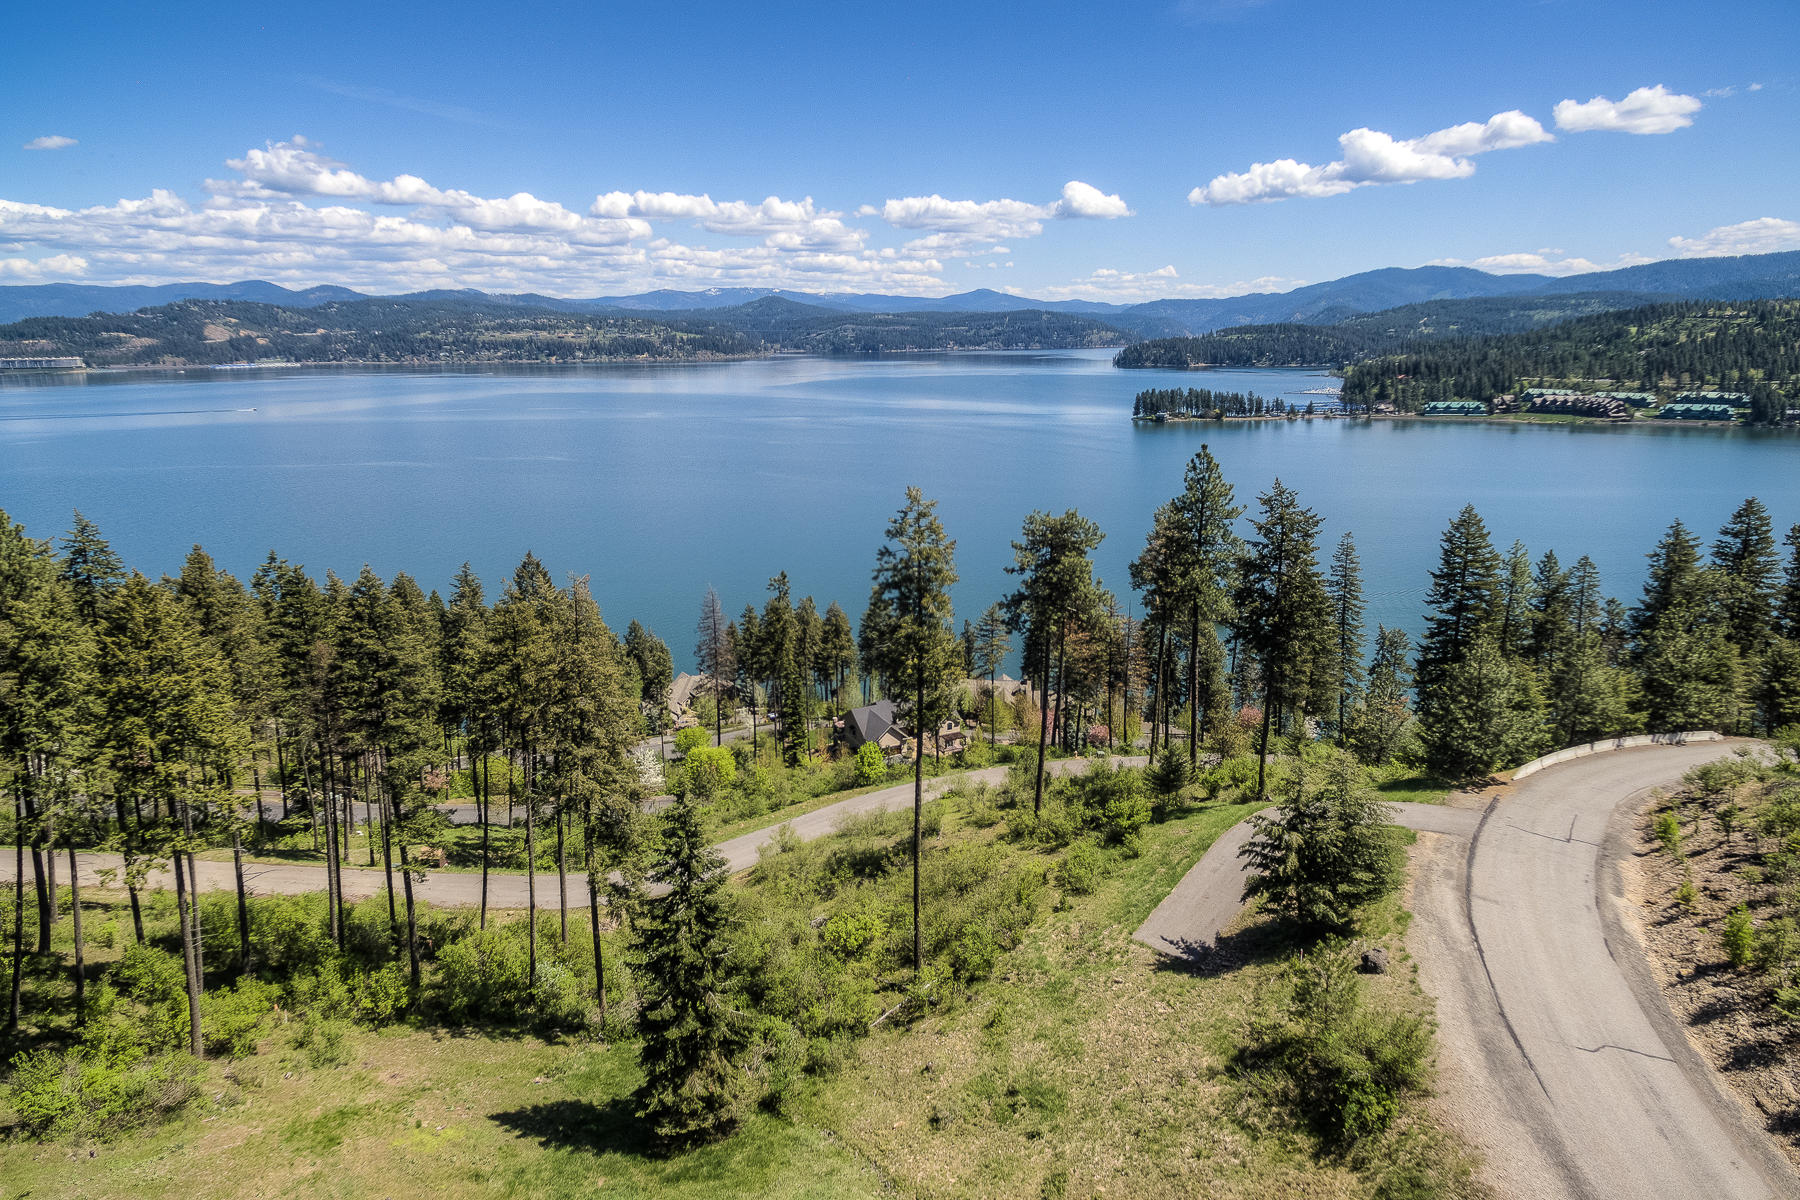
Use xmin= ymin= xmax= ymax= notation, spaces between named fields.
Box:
xmin=491 ymin=1096 xmax=649 ymax=1158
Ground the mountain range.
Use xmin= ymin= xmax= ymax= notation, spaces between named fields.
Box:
xmin=3 ymin=250 xmax=1798 ymax=339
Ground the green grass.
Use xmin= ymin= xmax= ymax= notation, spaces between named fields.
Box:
xmin=1 ymin=765 xmax=1477 ymax=1200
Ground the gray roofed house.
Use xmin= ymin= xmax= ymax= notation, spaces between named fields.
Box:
xmin=842 ymin=700 xmax=898 ymax=751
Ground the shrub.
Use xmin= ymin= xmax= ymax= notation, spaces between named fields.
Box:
xmin=351 ymin=964 xmax=411 ymax=1023
xmin=1753 ymin=918 xmax=1800 ymax=974
xmin=201 ymin=978 xmax=281 ymax=1059
xmin=430 ymin=927 xmax=533 ymax=1022
xmin=291 ymin=1017 xmax=352 ymax=1068
xmin=111 ymin=944 xmax=190 ymax=1052
xmin=681 ymin=746 xmax=739 ymax=798
xmin=1094 ymin=769 xmax=1151 ymax=843
xmin=1055 ymin=841 xmax=1103 ymax=896
xmin=1654 ymin=812 xmax=1684 ymax=858
xmin=1237 ymin=945 xmax=1431 ymax=1148
xmin=6 ymin=1045 xmax=199 ymax=1141
xmin=674 ymin=726 xmax=710 ymax=756
xmin=1722 ymin=905 xmax=1755 ymax=969
xmin=247 ymin=892 xmax=336 ymax=976
xmin=1146 ymin=752 xmax=1192 ymax=803
xmin=853 ymin=741 xmax=887 ymax=786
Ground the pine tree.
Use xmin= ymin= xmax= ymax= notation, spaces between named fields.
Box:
xmin=1710 ymin=497 xmax=1780 ymax=654
xmin=1352 ymin=626 xmax=1413 ymax=765
xmin=1633 ymin=519 xmax=1705 ymax=639
xmin=863 ymin=488 xmax=959 ymax=973
xmin=1238 ymin=748 xmax=1402 ymax=934
xmin=58 ymin=510 xmax=124 ymax=627
xmin=633 ymin=790 xmax=749 ymax=1144
xmin=1416 ymin=505 xmax=1503 ymax=692
xmin=1003 ymin=509 xmax=1102 ymax=812
xmin=1162 ymin=447 xmax=1244 ymax=768
xmin=1234 ymin=480 xmax=1332 ymax=799
xmin=1495 ymin=540 xmax=1536 ymax=660
xmin=1527 ymin=549 xmax=1570 ymax=664
xmin=1417 ymin=635 xmax=1546 ymax=779
xmin=694 ymin=586 xmax=734 ymax=747
xmin=1325 ymin=532 xmax=1366 ymax=743
xmin=1779 ymin=523 xmax=1800 ymax=640
xmin=971 ymin=604 xmax=1012 ymax=748
xmin=624 ymin=619 xmax=674 ymax=715
xmin=817 ymin=601 xmax=858 ymax=700
xmin=440 ymin=564 xmax=494 ymax=924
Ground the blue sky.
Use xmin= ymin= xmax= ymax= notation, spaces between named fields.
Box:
xmin=3 ymin=0 xmax=1796 ymax=301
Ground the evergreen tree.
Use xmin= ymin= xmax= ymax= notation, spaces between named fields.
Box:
xmin=1238 ymin=748 xmax=1403 ymax=934
xmin=1417 ymin=635 xmax=1545 ymax=779
xmin=1495 ymin=540 xmax=1536 ymax=660
xmin=633 ymin=789 xmax=749 ymax=1144
xmin=1710 ymin=497 xmax=1780 ymax=654
xmin=817 ymin=601 xmax=858 ymax=700
xmin=1233 ymin=480 xmax=1332 ymax=799
xmin=1161 ymin=447 xmax=1244 ymax=768
xmin=1416 ymin=505 xmax=1503 ymax=692
xmin=862 ymin=488 xmax=958 ymax=973
xmin=1780 ymin=523 xmax=1800 ymax=640
xmin=1003 ymin=509 xmax=1103 ymax=812
xmin=58 ymin=510 xmax=124 ymax=627
xmin=1527 ymin=549 xmax=1570 ymax=665
xmin=1351 ymin=626 xmax=1413 ymax=766
xmin=623 ymin=619 xmax=674 ymax=714
xmin=1633 ymin=519 xmax=1705 ymax=639
xmin=1324 ymin=531 xmax=1366 ymax=743
xmin=970 ymin=603 xmax=1012 ymax=748
xmin=693 ymin=585 xmax=734 ymax=747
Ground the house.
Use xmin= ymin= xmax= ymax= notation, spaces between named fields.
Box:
xmin=841 ymin=700 xmax=899 ymax=752
xmin=1656 ymin=403 xmax=1736 ymax=422
xmin=1421 ymin=400 xmax=1487 ymax=416
xmin=668 ymin=671 xmax=732 ymax=728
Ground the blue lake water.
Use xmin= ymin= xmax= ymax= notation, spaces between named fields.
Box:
xmin=3 ymin=350 xmax=1796 ymax=669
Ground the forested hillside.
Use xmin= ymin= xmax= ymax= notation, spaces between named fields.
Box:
xmin=0 ymin=298 xmax=755 ymax=366
xmin=0 ymin=296 xmax=1127 ymax=366
xmin=1112 ymin=290 xmax=1677 ymax=368
xmin=1342 ymin=299 xmax=1800 ymax=418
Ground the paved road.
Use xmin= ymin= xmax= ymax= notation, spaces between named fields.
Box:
xmin=1407 ymin=742 xmax=1796 ymax=1200
xmin=4 ymin=755 xmax=1144 ymax=910
xmin=1132 ymin=801 xmax=1482 ymax=959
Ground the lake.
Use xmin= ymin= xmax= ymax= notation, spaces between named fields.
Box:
xmin=3 ymin=350 xmax=1796 ymax=669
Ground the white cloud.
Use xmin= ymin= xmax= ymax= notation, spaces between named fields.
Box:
xmin=1667 ymin=217 xmax=1800 ymax=258
xmin=589 ymin=191 xmax=862 ymax=251
xmin=1053 ymin=180 xmax=1131 ymax=219
xmin=871 ymin=181 xmax=1128 ymax=256
xmin=1553 ymin=85 xmax=1701 ymax=135
xmin=1192 ymin=109 xmax=1551 ymax=205
xmin=0 ymin=253 xmax=88 ymax=278
xmin=1425 ymin=248 xmax=1654 ymax=277
xmin=1034 ymin=265 xmax=1305 ymax=302
xmin=23 ymin=135 xmax=77 ymax=151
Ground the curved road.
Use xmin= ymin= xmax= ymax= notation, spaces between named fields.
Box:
xmin=1411 ymin=740 xmax=1797 ymax=1200
xmin=1136 ymin=741 xmax=1797 ymax=1198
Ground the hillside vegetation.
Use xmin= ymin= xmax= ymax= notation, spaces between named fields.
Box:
xmin=0 ymin=296 xmax=1127 ymax=367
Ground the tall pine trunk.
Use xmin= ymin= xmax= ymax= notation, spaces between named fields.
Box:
xmin=251 ymin=763 xmax=267 ymax=852
xmin=913 ymin=670 xmax=924 ymax=974
xmin=380 ymin=751 xmax=398 ymax=939
xmin=21 ymin=788 xmax=50 ymax=954
xmin=231 ymin=830 xmax=251 ymax=975
xmin=1188 ymin=605 xmax=1201 ymax=769
xmin=555 ymin=797 xmax=568 ymax=944
xmin=113 ymin=793 xmax=144 ymax=943
xmin=67 ymin=845 xmax=85 ymax=1024
xmin=525 ymin=750 xmax=538 ymax=982
xmin=1256 ymin=686 xmax=1276 ymax=800
xmin=7 ymin=792 xmax=24 ymax=1032
xmin=169 ymin=823 xmax=203 ymax=1058
xmin=1033 ymin=622 xmax=1052 ymax=816
xmin=479 ymin=751 xmax=491 ymax=930
xmin=389 ymin=776 xmax=421 ymax=991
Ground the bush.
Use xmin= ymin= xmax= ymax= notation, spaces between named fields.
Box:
xmin=201 ymin=978 xmax=281 ymax=1059
xmin=1237 ymin=945 xmax=1431 ymax=1148
xmin=112 ymin=944 xmax=190 ymax=1053
xmin=351 ymin=964 xmax=411 ymax=1023
xmin=247 ymin=892 xmax=336 ymax=976
xmin=430 ymin=926 xmax=533 ymax=1022
xmin=1055 ymin=841 xmax=1103 ymax=896
xmin=1753 ymin=918 xmax=1800 ymax=974
xmin=5 ymin=1045 xmax=199 ymax=1141
xmin=674 ymin=726 xmax=710 ymax=756
xmin=1654 ymin=811 xmax=1684 ymax=858
xmin=292 ymin=1017 xmax=352 ymax=1068
xmin=1722 ymin=905 xmax=1755 ymax=969
xmin=681 ymin=745 xmax=739 ymax=798
xmin=852 ymin=741 xmax=887 ymax=786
